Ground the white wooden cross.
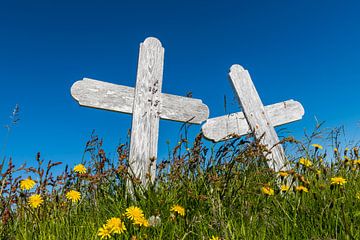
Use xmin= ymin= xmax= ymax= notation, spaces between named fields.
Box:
xmin=71 ymin=37 xmax=209 ymax=185
xmin=202 ymin=64 xmax=305 ymax=172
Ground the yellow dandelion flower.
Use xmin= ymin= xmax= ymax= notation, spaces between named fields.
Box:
xmin=299 ymin=158 xmax=312 ymax=167
xmin=295 ymin=186 xmax=308 ymax=193
xmin=354 ymin=160 xmax=360 ymax=165
xmin=280 ymin=185 xmax=290 ymax=192
xmin=66 ymin=190 xmax=81 ymax=202
xmin=20 ymin=178 xmax=36 ymax=191
xmin=170 ymin=204 xmax=185 ymax=217
xmin=261 ymin=186 xmax=274 ymax=196
xmin=73 ymin=164 xmax=86 ymax=174
xmin=312 ymin=144 xmax=323 ymax=150
xmin=98 ymin=224 xmax=112 ymax=239
xmin=125 ymin=206 xmax=145 ymax=221
xmin=279 ymin=171 xmax=289 ymax=177
xmin=28 ymin=194 xmax=43 ymax=208
xmin=331 ymin=176 xmax=347 ymax=185
xmin=210 ymin=236 xmax=220 ymax=240
xmin=133 ymin=216 xmax=150 ymax=227
xmin=106 ymin=217 xmax=126 ymax=234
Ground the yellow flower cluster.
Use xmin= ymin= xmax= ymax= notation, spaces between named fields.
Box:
xmin=170 ymin=204 xmax=185 ymax=217
xmin=98 ymin=206 xmax=154 ymax=239
xmin=98 ymin=217 xmax=126 ymax=239
xmin=20 ymin=178 xmax=36 ymax=191
xmin=125 ymin=206 xmax=149 ymax=227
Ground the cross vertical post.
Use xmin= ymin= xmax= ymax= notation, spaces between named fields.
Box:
xmin=228 ymin=64 xmax=289 ymax=172
xmin=129 ymin=37 xmax=164 ymax=185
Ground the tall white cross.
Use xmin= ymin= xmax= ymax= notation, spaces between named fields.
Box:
xmin=71 ymin=37 xmax=209 ymax=185
xmin=202 ymin=65 xmax=305 ymax=172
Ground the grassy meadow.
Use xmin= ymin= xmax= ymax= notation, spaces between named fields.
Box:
xmin=1 ymin=124 xmax=360 ymax=240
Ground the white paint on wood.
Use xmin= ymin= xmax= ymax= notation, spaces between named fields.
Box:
xmin=202 ymin=100 xmax=304 ymax=142
xmin=129 ymin=37 xmax=164 ymax=185
xmin=228 ymin=64 xmax=290 ymax=172
xmin=71 ymin=78 xmax=209 ymax=124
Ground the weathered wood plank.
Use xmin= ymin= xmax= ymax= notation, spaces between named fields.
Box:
xmin=229 ymin=64 xmax=289 ymax=172
xmin=129 ymin=37 xmax=164 ymax=185
xmin=202 ymin=100 xmax=304 ymax=142
xmin=71 ymin=78 xmax=209 ymax=124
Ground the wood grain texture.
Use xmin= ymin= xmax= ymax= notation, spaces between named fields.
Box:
xmin=202 ymin=100 xmax=304 ymax=142
xmin=229 ymin=64 xmax=289 ymax=172
xmin=71 ymin=79 xmax=209 ymax=124
xmin=129 ymin=37 xmax=164 ymax=185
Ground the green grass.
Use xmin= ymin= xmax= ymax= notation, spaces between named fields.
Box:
xmin=1 ymin=130 xmax=360 ymax=239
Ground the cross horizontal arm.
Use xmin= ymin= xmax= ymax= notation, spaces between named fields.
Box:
xmin=202 ymin=99 xmax=304 ymax=142
xmin=71 ymin=78 xmax=209 ymax=124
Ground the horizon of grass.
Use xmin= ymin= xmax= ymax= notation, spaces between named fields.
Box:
xmin=1 ymin=121 xmax=360 ymax=239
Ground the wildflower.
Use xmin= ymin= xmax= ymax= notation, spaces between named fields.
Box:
xmin=106 ymin=217 xmax=126 ymax=234
xmin=279 ymin=171 xmax=289 ymax=177
xmin=210 ymin=236 xmax=220 ymax=240
xmin=20 ymin=178 xmax=36 ymax=191
xmin=295 ymin=186 xmax=308 ymax=193
xmin=280 ymin=185 xmax=290 ymax=192
xmin=334 ymin=148 xmax=338 ymax=153
xmin=170 ymin=204 xmax=185 ymax=217
xmin=73 ymin=164 xmax=86 ymax=174
xmin=331 ymin=176 xmax=347 ymax=186
xmin=66 ymin=190 xmax=81 ymax=202
xmin=312 ymin=144 xmax=323 ymax=150
xmin=125 ymin=206 xmax=145 ymax=221
xmin=133 ymin=217 xmax=150 ymax=227
xmin=28 ymin=194 xmax=43 ymax=208
xmin=261 ymin=186 xmax=274 ymax=196
xmin=98 ymin=224 xmax=112 ymax=239
xmin=125 ymin=206 xmax=149 ymax=227
xmin=299 ymin=158 xmax=312 ymax=167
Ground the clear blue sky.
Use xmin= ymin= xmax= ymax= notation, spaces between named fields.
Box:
xmin=1 ymin=0 xmax=359 ymax=168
